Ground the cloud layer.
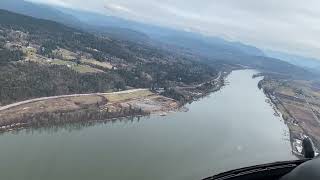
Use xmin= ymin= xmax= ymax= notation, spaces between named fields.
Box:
xmin=28 ymin=0 xmax=320 ymax=58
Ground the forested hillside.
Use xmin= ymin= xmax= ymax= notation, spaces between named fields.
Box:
xmin=0 ymin=10 xmax=217 ymax=105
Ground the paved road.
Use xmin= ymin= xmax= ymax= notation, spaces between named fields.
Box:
xmin=0 ymin=89 xmax=147 ymax=112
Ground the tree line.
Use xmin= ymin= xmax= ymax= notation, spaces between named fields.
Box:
xmin=0 ymin=105 xmax=148 ymax=132
xmin=0 ymin=62 xmax=125 ymax=105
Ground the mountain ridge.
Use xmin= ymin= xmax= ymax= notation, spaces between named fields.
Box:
xmin=0 ymin=0 xmax=265 ymax=59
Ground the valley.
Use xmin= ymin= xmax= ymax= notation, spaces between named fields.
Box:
xmin=0 ymin=4 xmax=320 ymax=162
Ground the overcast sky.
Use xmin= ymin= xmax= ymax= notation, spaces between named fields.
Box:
xmin=28 ymin=0 xmax=320 ymax=58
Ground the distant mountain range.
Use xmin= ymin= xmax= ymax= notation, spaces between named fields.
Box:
xmin=0 ymin=0 xmax=81 ymax=26
xmin=0 ymin=0 xmax=317 ymax=78
xmin=265 ymin=50 xmax=320 ymax=70
xmin=58 ymin=7 xmax=265 ymax=57
xmin=0 ymin=0 xmax=263 ymax=57
xmin=59 ymin=5 xmax=320 ymax=74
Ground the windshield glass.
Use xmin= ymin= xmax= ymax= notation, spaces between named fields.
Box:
xmin=0 ymin=0 xmax=319 ymax=180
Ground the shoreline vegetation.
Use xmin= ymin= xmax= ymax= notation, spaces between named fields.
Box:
xmin=262 ymin=90 xmax=311 ymax=159
xmin=0 ymin=69 xmax=313 ymax=160
xmin=0 ymin=89 xmax=176 ymax=132
xmin=0 ymin=71 xmax=227 ymax=133
xmin=257 ymin=76 xmax=320 ymax=159
xmin=1 ymin=69 xmax=309 ymax=160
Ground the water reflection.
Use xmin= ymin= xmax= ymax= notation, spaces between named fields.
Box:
xmin=7 ymin=115 xmax=149 ymax=135
xmin=0 ymin=70 xmax=295 ymax=180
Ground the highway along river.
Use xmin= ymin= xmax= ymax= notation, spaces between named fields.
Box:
xmin=0 ymin=70 xmax=295 ymax=180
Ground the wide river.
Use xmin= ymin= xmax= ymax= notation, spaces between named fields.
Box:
xmin=0 ymin=70 xmax=296 ymax=180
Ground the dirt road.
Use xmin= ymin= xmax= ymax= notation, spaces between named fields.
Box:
xmin=0 ymin=89 xmax=147 ymax=112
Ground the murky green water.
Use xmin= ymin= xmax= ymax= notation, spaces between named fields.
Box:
xmin=0 ymin=70 xmax=295 ymax=180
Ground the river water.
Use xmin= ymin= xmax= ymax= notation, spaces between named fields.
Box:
xmin=0 ymin=70 xmax=295 ymax=180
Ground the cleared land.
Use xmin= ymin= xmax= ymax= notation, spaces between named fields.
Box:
xmin=81 ymin=59 xmax=113 ymax=70
xmin=0 ymin=89 xmax=179 ymax=131
xmin=50 ymin=59 xmax=104 ymax=73
xmin=21 ymin=45 xmax=111 ymax=74
xmin=260 ymin=78 xmax=320 ymax=157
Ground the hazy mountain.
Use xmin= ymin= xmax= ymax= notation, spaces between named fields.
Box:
xmin=0 ymin=0 xmax=265 ymax=58
xmin=56 ymin=7 xmax=265 ymax=57
xmin=0 ymin=0 xmax=151 ymax=42
xmin=0 ymin=9 xmax=221 ymax=103
xmin=57 ymin=7 xmax=178 ymax=37
xmin=265 ymin=50 xmax=320 ymax=69
xmin=0 ymin=0 xmax=81 ymax=27
xmin=156 ymin=32 xmax=265 ymax=58
xmin=1 ymin=2 xmax=311 ymax=79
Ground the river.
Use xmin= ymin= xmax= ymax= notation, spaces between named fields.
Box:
xmin=0 ymin=70 xmax=296 ymax=180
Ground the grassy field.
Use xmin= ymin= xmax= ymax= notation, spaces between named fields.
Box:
xmin=22 ymin=46 xmax=105 ymax=74
xmin=0 ymin=89 xmax=179 ymax=130
xmin=72 ymin=64 xmax=103 ymax=73
xmin=0 ymin=95 xmax=105 ymax=117
xmin=51 ymin=60 xmax=103 ymax=73
xmin=52 ymin=48 xmax=77 ymax=60
xmin=81 ymin=59 xmax=113 ymax=69
xmin=105 ymin=90 xmax=153 ymax=102
xmin=262 ymin=77 xmax=320 ymax=151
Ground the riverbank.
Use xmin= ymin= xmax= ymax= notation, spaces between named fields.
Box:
xmin=258 ymin=77 xmax=320 ymax=158
xmin=0 ymin=70 xmax=296 ymax=180
xmin=0 ymin=70 xmax=228 ymax=133
xmin=0 ymin=89 xmax=179 ymax=132
xmin=0 ymin=71 xmax=227 ymax=132
xmin=164 ymin=71 xmax=229 ymax=106
xmin=263 ymin=92 xmax=303 ymax=158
